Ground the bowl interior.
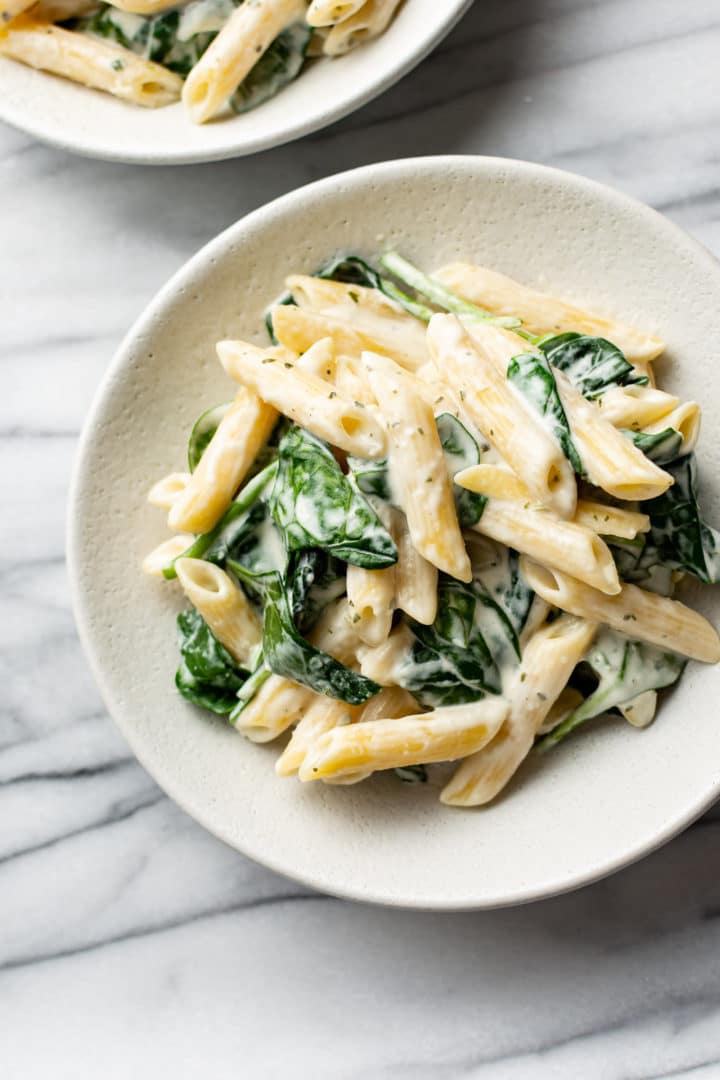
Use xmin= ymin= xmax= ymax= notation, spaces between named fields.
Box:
xmin=69 ymin=156 xmax=720 ymax=908
xmin=0 ymin=0 xmax=470 ymax=163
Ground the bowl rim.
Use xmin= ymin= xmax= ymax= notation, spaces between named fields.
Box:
xmin=0 ymin=0 xmax=472 ymax=165
xmin=68 ymin=154 xmax=720 ymax=909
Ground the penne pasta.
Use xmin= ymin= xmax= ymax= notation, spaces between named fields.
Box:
xmin=427 ymin=314 xmax=577 ymax=518
xmin=147 ymin=471 xmax=191 ymax=511
xmin=271 ymin=302 xmax=428 ymax=371
xmin=357 ymin=623 xmax=415 ymax=685
xmin=597 ymin=385 xmax=679 ymax=429
xmin=175 ymin=557 xmax=263 ymax=667
xmin=364 ymin=350 xmax=472 ymax=582
xmin=306 ymin=0 xmax=365 ymax=26
xmin=168 ymin=385 xmax=278 ymax=534
xmin=182 ymin=0 xmax=307 ymax=124
xmin=441 ymin=615 xmax=598 ymax=806
xmin=473 ymin=501 xmax=621 ymax=595
xmin=217 ymin=338 xmax=387 ymax=459
xmin=0 ymin=16 xmax=183 ymax=105
xmin=142 ymin=534 xmax=194 ymax=576
xmin=434 ymin=261 xmax=665 ymax=363
xmin=346 ymin=553 xmax=396 ymax=647
xmin=393 ymin=508 xmax=438 ymax=624
xmin=322 ymin=0 xmax=403 ymax=55
xmin=553 ymin=368 xmax=673 ymax=501
xmin=236 ymin=674 xmax=318 ymax=744
xmin=574 ymin=500 xmax=649 ymax=540
xmin=643 ymin=401 xmax=701 ymax=456
xmin=521 ymin=558 xmax=720 ymax=664
xmin=299 ymin=698 xmax=510 ymax=782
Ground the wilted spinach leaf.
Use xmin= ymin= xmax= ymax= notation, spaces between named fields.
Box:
xmin=175 ymin=609 xmax=247 ymax=715
xmin=261 ymin=574 xmax=379 ymax=704
xmin=626 ymin=427 xmax=683 ymax=466
xmin=231 ymin=21 xmax=311 ymax=114
xmin=644 ymin=454 xmax=720 ymax=584
xmin=269 ymin=426 xmax=397 ymax=569
xmin=540 ymin=333 xmax=647 ymax=398
xmin=538 ymin=628 xmax=685 ymax=749
xmin=506 ymin=352 xmax=584 ymax=474
xmin=436 ymin=413 xmax=487 ymax=526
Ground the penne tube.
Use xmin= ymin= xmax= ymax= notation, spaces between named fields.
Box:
xmin=597 ymin=385 xmax=679 ymax=429
xmin=102 ymin=0 xmax=184 ymax=10
xmin=521 ymin=558 xmax=720 ymax=664
xmin=0 ymin=18 xmax=182 ymax=106
xmin=393 ymin=508 xmax=438 ymax=624
xmin=147 ymin=472 xmax=191 ymax=511
xmin=276 ymin=685 xmax=418 ymax=778
xmin=345 ymin=498 xmax=397 ymax=648
xmin=322 ymin=0 xmax=403 ymax=55
xmin=310 ymin=597 xmax=364 ymax=667
xmin=473 ymin=502 xmax=621 ymax=595
xmin=169 ymin=385 xmax=278 ymax=535
xmin=275 ymin=696 xmax=364 ymax=776
xmin=454 ymin=463 xmax=529 ymax=503
xmin=299 ymin=698 xmax=510 ymax=782
xmin=217 ymin=338 xmax=386 ymax=459
xmin=643 ymin=401 xmax=701 ymax=455
xmin=175 ymin=558 xmax=263 ymax=667
xmin=619 ymin=689 xmax=658 ymax=729
xmin=287 ymin=274 xmax=428 ymax=364
xmin=334 ymin=354 xmax=376 ymax=406
xmin=296 ymin=335 xmax=337 ymax=380
xmin=182 ymin=0 xmax=306 ymax=124
xmin=358 ymin=623 xmax=415 ymax=685
xmin=427 ymin=314 xmax=576 ymax=518
xmin=30 ymin=0 xmax=98 ymax=17
xmin=142 ymin=534 xmax=194 ymax=576
xmin=306 ymin=0 xmax=365 ymax=25
xmin=574 ymin=500 xmax=649 ymax=540
xmin=553 ymin=368 xmax=673 ymax=501
xmin=433 ymin=262 xmax=665 ymax=363
xmin=441 ymin=615 xmax=598 ymax=806
xmin=537 ymin=686 xmax=584 ymax=735
xmin=235 ymin=675 xmax=318 ymax=744
xmin=271 ymin=302 xmax=428 ymax=371
xmin=1 ymin=0 xmax=36 ymax=20
xmin=364 ymin=351 xmax=472 ymax=582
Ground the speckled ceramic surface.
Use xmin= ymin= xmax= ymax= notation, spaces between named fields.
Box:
xmin=0 ymin=1 xmax=471 ymax=164
xmin=68 ymin=156 xmax=720 ymax=909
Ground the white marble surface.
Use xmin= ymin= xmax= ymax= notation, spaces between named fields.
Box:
xmin=4 ymin=2 xmax=720 ymax=1076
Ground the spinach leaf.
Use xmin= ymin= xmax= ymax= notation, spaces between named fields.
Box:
xmin=348 ymin=413 xmax=486 ymax=525
xmin=610 ymin=536 xmax=673 ymax=596
xmin=395 ymin=765 xmax=428 ymax=783
xmin=345 ymin=454 xmax=392 ymax=501
xmin=175 ymin=609 xmax=247 ymax=716
xmin=436 ymin=413 xmax=487 ymax=526
xmin=315 ymin=254 xmax=436 ymax=322
xmin=230 ymin=21 xmax=310 ymax=114
xmin=261 ymin=574 xmax=380 ymax=704
xmin=228 ymin=660 xmax=272 ymax=723
xmin=379 ymin=252 xmax=522 ymax=330
xmin=626 ymin=427 xmax=683 ymax=465
xmin=399 ymin=578 xmax=502 ymax=707
xmin=506 ymin=352 xmax=584 ymax=474
xmin=269 ymin=426 xmax=397 ymax=570
xmin=286 ymin=548 xmax=346 ymax=634
xmin=539 ymin=333 xmax=648 ymax=398
xmin=396 ymin=547 xmax=533 ymax=708
xmin=187 ymin=402 xmax=231 ymax=472
xmin=74 ymin=3 xmax=225 ymax=77
xmin=162 ymin=461 xmax=278 ymax=580
xmin=644 ymin=454 xmax=720 ymax=584
xmin=538 ymin=628 xmax=685 ymax=749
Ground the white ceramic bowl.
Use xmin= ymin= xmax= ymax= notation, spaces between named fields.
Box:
xmin=0 ymin=0 xmax=470 ymax=164
xmin=68 ymin=156 xmax=720 ymax=908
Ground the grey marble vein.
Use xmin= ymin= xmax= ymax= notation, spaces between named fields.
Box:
xmin=4 ymin=1 xmax=720 ymax=1077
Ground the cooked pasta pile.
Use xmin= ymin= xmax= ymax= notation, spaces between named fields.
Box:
xmin=0 ymin=0 xmax=402 ymax=121
xmin=144 ymin=251 xmax=720 ymax=806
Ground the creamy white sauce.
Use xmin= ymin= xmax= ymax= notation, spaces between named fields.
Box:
xmin=177 ymin=0 xmax=234 ymax=41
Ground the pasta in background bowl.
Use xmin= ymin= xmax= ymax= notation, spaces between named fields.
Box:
xmin=69 ymin=156 xmax=720 ymax=908
xmin=0 ymin=0 xmax=471 ymax=161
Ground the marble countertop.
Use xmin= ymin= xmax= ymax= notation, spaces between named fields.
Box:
xmin=4 ymin=2 xmax=720 ymax=1076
